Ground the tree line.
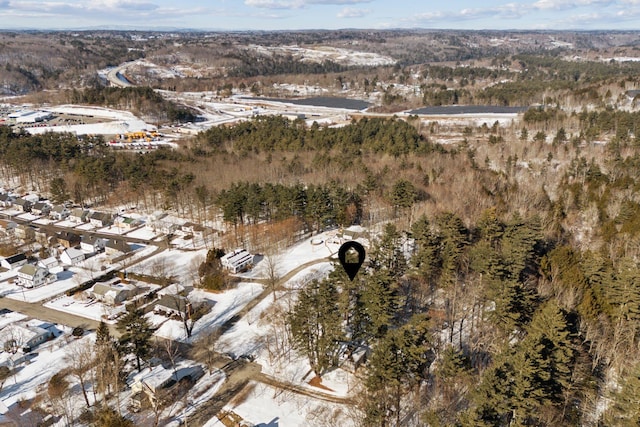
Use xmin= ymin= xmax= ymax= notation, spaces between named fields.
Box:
xmin=195 ymin=115 xmax=437 ymax=156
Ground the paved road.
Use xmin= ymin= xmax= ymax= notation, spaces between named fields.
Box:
xmin=106 ymin=62 xmax=134 ymax=88
xmin=0 ymin=296 xmax=119 ymax=336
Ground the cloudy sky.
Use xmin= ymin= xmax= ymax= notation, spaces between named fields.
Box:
xmin=0 ymin=0 xmax=639 ymax=30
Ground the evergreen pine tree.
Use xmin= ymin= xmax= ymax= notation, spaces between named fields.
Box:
xmin=288 ymin=278 xmax=343 ymax=376
xmin=117 ymin=310 xmax=153 ymax=372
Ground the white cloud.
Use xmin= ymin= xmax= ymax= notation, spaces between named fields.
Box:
xmin=90 ymin=0 xmax=158 ymax=11
xmin=533 ymin=0 xmax=614 ymax=10
xmin=245 ymin=0 xmax=371 ymax=9
xmin=244 ymin=0 xmax=303 ymax=9
xmin=337 ymin=7 xmax=370 ymax=18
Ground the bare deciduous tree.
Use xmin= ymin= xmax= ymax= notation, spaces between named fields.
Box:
xmin=64 ymin=340 xmax=94 ymax=408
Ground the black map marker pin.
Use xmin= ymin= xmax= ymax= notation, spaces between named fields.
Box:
xmin=338 ymin=241 xmax=366 ymax=281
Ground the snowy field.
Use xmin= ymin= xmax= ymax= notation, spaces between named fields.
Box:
xmin=24 ymin=105 xmax=156 ymax=136
xmin=127 ymin=248 xmax=207 ymax=285
xmin=204 ymin=381 xmax=354 ymax=427
xmin=45 ymin=295 xmax=126 ymax=323
xmin=238 ymin=230 xmax=347 ymax=280
xmin=151 ymin=282 xmax=263 ymax=342
xmin=246 ymin=44 xmax=395 ymax=67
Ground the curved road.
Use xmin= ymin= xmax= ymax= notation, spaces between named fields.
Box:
xmin=106 ymin=62 xmax=135 ymax=88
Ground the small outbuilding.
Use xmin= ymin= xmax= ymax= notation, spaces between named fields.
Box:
xmin=0 ymin=253 xmax=27 ymax=271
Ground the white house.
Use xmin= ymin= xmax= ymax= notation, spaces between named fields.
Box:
xmin=16 ymin=264 xmax=55 ymax=288
xmin=31 ymin=202 xmax=50 ymax=216
xmin=90 ymin=280 xmax=136 ymax=305
xmin=12 ymin=198 xmax=31 ymax=213
xmin=220 ymin=249 xmax=254 ymax=273
xmin=0 ymin=253 xmax=27 ymax=270
xmin=80 ymin=234 xmax=106 ymax=253
xmin=40 ymin=257 xmax=64 ymax=275
xmin=69 ymin=208 xmax=89 ymax=223
xmin=50 ymin=205 xmax=70 ymax=221
xmin=0 ymin=322 xmax=53 ymax=352
xmin=115 ymin=216 xmax=142 ymax=230
xmin=60 ymin=247 xmax=85 ymax=266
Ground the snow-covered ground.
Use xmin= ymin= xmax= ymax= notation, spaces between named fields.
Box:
xmin=0 ymin=255 xmax=106 ymax=303
xmin=245 ymin=44 xmax=395 ymax=67
xmin=0 ymin=326 xmax=81 ymax=411
xmin=216 ymin=262 xmax=356 ymax=399
xmin=162 ymin=369 xmax=226 ymax=427
xmin=45 ymin=295 xmax=126 ymax=323
xmin=24 ymin=105 xmax=156 ymax=136
xmin=126 ymin=248 xmax=207 ymax=285
xmin=151 ymin=282 xmax=263 ymax=342
xmin=204 ymin=381 xmax=355 ymax=427
xmin=238 ymin=229 xmax=351 ymax=280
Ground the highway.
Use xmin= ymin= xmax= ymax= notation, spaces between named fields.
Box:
xmin=106 ymin=62 xmax=135 ymax=88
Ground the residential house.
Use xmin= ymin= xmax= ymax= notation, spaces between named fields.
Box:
xmin=0 ymin=219 xmax=16 ymax=234
xmin=69 ymin=208 xmax=88 ymax=223
xmin=50 ymin=205 xmax=70 ymax=220
xmin=89 ymin=279 xmax=136 ymax=305
xmin=0 ymin=321 xmax=53 ymax=352
xmin=12 ymin=198 xmax=31 ymax=213
xmin=220 ymin=249 xmax=254 ymax=273
xmin=38 ymin=256 xmax=63 ymax=274
xmin=0 ymin=253 xmax=27 ymax=270
xmin=153 ymin=294 xmax=191 ymax=318
xmin=148 ymin=213 xmax=182 ymax=235
xmin=14 ymin=224 xmax=35 ymax=241
xmin=31 ymin=202 xmax=50 ymax=216
xmin=181 ymin=222 xmax=212 ymax=238
xmin=130 ymin=363 xmax=204 ymax=409
xmin=105 ymin=239 xmax=132 ymax=257
xmin=16 ymin=264 xmax=55 ymax=288
xmin=22 ymin=194 xmax=39 ymax=204
xmin=80 ymin=234 xmax=106 ymax=253
xmin=60 ymin=247 xmax=85 ymax=266
xmin=116 ymin=216 xmax=142 ymax=230
xmin=57 ymin=231 xmax=81 ymax=248
xmin=90 ymin=211 xmax=113 ymax=228
xmin=0 ymin=193 xmax=14 ymax=207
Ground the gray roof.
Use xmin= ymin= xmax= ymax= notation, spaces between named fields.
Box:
xmin=90 ymin=212 xmax=113 ymax=223
xmin=106 ymin=239 xmax=131 ymax=253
